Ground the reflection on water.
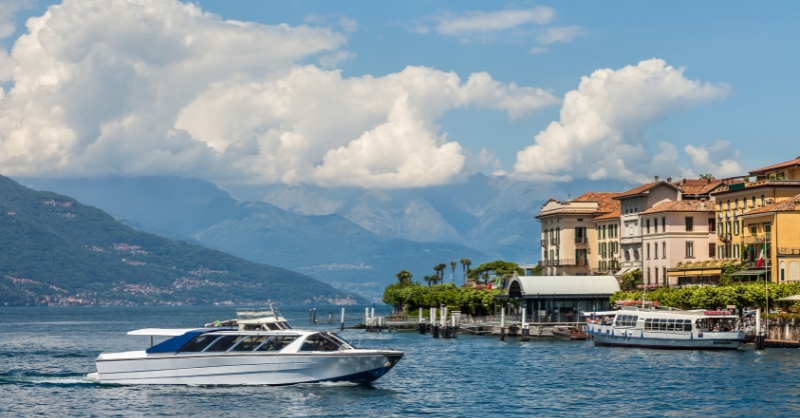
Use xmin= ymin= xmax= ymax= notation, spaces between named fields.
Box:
xmin=1 ymin=305 xmax=800 ymax=416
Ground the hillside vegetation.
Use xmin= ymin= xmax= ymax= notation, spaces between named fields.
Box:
xmin=0 ymin=175 xmax=361 ymax=306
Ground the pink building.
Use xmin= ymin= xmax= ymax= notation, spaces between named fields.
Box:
xmin=639 ymin=200 xmax=717 ymax=287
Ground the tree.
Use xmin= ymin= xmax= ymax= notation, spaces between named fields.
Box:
xmin=423 ymin=275 xmax=437 ymax=287
xmin=460 ymin=258 xmax=471 ymax=285
xmin=449 ymin=261 xmax=456 ymax=284
xmin=699 ymin=173 xmax=716 ymax=180
xmin=467 ymin=260 xmax=524 ymax=288
xmin=434 ymin=263 xmax=447 ymax=285
xmin=395 ymin=270 xmax=413 ymax=287
xmin=529 ymin=264 xmax=542 ymax=276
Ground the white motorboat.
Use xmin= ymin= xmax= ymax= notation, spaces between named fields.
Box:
xmin=93 ymin=328 xmax=403 ymax=385
xmin=586 ymin=306 xmax=745 ymax=350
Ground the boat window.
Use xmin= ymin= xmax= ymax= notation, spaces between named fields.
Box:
xmin=230 ymin=336 xmax=269 ymax=351
xmin=178 ymin=334 xmax=220 ymax=353
xmin=658 ymin=319 xmax=666 ymax=331
xmin=325 ymin=333 xmax=353 ymax=349
xmin=266 ymin=323 xmax=280 ymax=331
xmin=644 ymin=318 xmax=652 ymax=330
xmin=683 ymin=320 xmax=692 ymax=332
xmin=283 ymin=322 xmax=292 ymax=329
xmin=614 ymin=316 xmax=623 ymax=326
xmin=205 ymin=335 xmax=242 ymax=352
xmin=255 ymin=336 xmax=298 ymax=352
xmin=696 ymin=319 xmax=708 ymax=331
xmin=667 ymin=319 xmax=675 ymax=331
xmin=300 ymin=334 xmax=341 ymax=352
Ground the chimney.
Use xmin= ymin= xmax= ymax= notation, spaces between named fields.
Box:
xmin=666 ymin=177 xmax=672 ymax=183
xmin=654 ymin=175 xmax=659 ymax=182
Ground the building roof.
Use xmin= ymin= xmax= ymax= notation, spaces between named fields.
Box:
xmin=613 ymin=181 xmax=679 ymax=200
xmin=572 ymin=192 xmax=621 ymax=214
xmin=593 ymin=210 xmax=621 ymax=221
xmin=675 ymin=178 xmax=724 ymax=195
xmin=639 ymin=199 xmax=715 ymax=215
xmin=711 ymin=179 xmax=800 ymax=196
xmin=749 ymin=156 xmax=800 ymax=175
xmin=741 ymin=194 xmax=800 ymax=216
xmin=505 ymin=275 xmax=620 ymax=298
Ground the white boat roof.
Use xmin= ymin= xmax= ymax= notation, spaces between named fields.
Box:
xmin=582 ymin=311 xmax=619 ymax=316
xmin=127 ymin=328 xmax=204 ymax=336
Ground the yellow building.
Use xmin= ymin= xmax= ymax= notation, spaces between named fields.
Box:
xmin=711 ymin=156 xmax=800 ymax=282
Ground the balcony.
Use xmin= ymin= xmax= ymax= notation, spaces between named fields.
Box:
xmin=743 ymin=234 xmax=771 ymax=245
xmin=743 ymin=260 xmax=772 ymax=269
xmin=778 ymin=247 xmax=800 ymax=256
xmin=541 ymin=239 xmax=547 ymax=247
xmin=620 ymin=235 xmax=642 ymax=245
xmin=575 ymin=236 xmax=587 ymax=245
xmin=538 ymin=259 xmax=588 ymax=267
xmin=721 ymin=233 xmax=732 ymax=243
xmin=550 ymin=237 xmax=560 ymax=246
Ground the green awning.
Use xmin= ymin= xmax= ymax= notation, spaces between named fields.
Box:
xmin=730 ymin=270 xmax=767 ymax=276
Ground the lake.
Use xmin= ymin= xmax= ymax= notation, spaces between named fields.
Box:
xmin=1 ymin=305 xmax=799 ymax=417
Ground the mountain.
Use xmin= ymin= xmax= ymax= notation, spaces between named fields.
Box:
xmin=0 ymin=175 xmax=362 ymax=306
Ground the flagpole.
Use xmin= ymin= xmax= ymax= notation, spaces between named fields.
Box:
xmin=765 ymin=242 xmax=769 ymax=323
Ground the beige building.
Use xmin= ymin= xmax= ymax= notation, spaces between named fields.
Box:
xmin=537 ymin=192 xmax=620 ymax=276
xmin=593 ymin=210 xmax=621 ymax=275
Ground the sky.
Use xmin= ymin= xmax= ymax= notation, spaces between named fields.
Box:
xmin=0 ymin=0 xmax=798 ymax=189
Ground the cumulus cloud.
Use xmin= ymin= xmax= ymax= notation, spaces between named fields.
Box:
xmin=684 ymin=139 xmax=743 ymax=178
xmin=411 ymin=7 xmax=554 ymax=37
xmin=0 ymin=0 xmax=33 ymax=38
xmin=0 ymin=0 xmax=558 ymax=188
xmin=536 ymin=25 xmax=585 ymax=45
xmin=513 ymin=59 xmax=731 ymax=183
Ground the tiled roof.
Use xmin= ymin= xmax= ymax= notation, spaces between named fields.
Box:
xmin=749 ymin=156 xmax=800 ymax=175
xmin=676 ymin=179 xmax=724 ymax=195
xmin=593 ymin=210 xmax=621 ymax=221
xmin=712 ymin=180 xmax=800 ymax=195
xmin=639 ymin=199 xmax=715 ymax=215
xmin=741 ymin=194 xmax=800 ymax=215
xmin=613 ymin=181 xmax=678 ymax=199
xmin=572 ymin=192 xmax=620 ymax=214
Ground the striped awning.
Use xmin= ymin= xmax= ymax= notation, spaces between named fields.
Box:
xmin=666 ymin=268 xmax=722 ymax=277
xmin=730 ymin=270 xmax=767 ymax=276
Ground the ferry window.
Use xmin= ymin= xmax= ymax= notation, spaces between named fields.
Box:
xmin=667 ymin=319 xmax=675 ymax=331
xmin=683 ymin=321 xmax=692 ymax=332
xmin=255 ymin=335 xmax=298 ymax=352
xmin=615 ymin=316 xmax=623 ymax=326
xmin=205 ymin=335 xmax=241 ymax=352
xmin=659 ymin=319 xmax=667 ymax=331
xmin=300 ymin=334 xmax=341 ymax=352
xmin=644 ymin=318 xmax=652 ymax=330
xmin=178 ymin=334 xmax=220 ymax=353
xmin=230 ymin=336 xmax=269 ymax=351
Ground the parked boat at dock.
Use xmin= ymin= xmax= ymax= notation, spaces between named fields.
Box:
xmin=551 ymin=326 xmax=586 ymax=340
xmin=586 ymin=307 xmax=745 ymax=350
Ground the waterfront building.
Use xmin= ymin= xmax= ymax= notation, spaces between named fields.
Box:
xmin=711 ymin=156 xmax=800 ymax=282
xmin=593 ymin=210 xmax=621 ymax=275
xmin=736 ymin=194 xmax=800 ymax=283
xmin=503 ymin=275 xmax=620 ymax=322
xmin=639 ymin=199 xmax=719 ymax=287
xmin=612 ymin=177 xmax=681 ymax=278
xmin=537 ymin=192 xmax=620 ymax=276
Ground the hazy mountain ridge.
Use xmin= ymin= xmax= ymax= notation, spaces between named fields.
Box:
xmin=0 ymin=175 xmax=361 ymax=306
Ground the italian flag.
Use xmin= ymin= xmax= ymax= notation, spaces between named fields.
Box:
xmin=756 ymin=243 xmax=766 ymax=268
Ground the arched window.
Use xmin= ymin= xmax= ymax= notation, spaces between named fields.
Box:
xmin=780 ymin=261 xmax=786 ymax=282
xmin=761 ymin=195 xmax=766 ymax=206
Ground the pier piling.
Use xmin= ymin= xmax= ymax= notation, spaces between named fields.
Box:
xmin=340 ymin=307 xmax=345 ymax=331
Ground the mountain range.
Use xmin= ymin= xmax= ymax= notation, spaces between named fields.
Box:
xmin=18 ymin=174 xmax=632 ymax=300
xmin=0 ymin=175 xmax=361 ymax=306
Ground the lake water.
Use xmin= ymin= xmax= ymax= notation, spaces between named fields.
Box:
xmin=1 ymin=305 xmax=800 ymax=417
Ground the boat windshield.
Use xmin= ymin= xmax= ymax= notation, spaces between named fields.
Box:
xmin=300 ymin=334 xmax=344 ymax=352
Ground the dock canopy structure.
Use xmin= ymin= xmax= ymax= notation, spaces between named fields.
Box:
xmin=500 ymin=276 xmax=620 ymax=323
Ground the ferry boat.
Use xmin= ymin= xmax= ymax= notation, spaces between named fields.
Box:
xmin=586 ymin=307 xmax=745 ymax=350
xmin=91 ymin=306 xmax=404 ymax=385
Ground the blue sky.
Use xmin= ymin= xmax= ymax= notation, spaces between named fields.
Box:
xmin=1 ymin=1 xmax=798 ymax=187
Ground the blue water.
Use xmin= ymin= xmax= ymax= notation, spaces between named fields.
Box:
xmin=1 ymin=305 xmax=799 ymax=417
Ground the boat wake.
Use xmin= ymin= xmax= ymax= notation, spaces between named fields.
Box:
xmin=0 ymin=372 xmax=101 ymax=386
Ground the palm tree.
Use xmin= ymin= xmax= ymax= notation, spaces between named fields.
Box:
xmin=461 ymin=258 xmax=472 ymax=285
xmin=450 ymin=261 xmax=456 ymax=284
xmin=395 ymin=270 xmax=412 ymax=286
xmin=434 ymin=264 xmax=446 ymax=285
xmin=423 ymin=275 xmax=437 ymax=286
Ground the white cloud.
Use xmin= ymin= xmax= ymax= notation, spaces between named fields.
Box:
xmin=0 ymin=0 xmax=32 ymax=38
xmin=513 ymin=59 xmax=731 ymax=183
xmin=0 ymin=0 xmax=558 ymax=189
xmin=428 ymin=7 xmax=555 ymax=36
xmin=318 ymin=50 xmax=356 ymax=69
xmin=536 ymin=25 xmax=585 ymax=45
xmin=684 ymin=139 xmax=743 ymax=178
xmin=529 ymin=46 xmax=548 ymax=55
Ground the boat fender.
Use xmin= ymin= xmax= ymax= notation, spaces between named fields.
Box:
xmin=698 ymin=332 xmax=703 ymax=338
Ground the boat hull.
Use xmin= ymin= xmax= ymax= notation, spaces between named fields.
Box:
xmin=590 ymin=328 xmax=743 ymax=350
xmin=95 ymin=351 xmax=403 ymax=385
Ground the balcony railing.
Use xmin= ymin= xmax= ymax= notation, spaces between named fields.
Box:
xmin=744 ymin=234 xmax=771 ymax=245
xmin=743 ymin=260 xmax=772 ymax=269
xmin=538 ymin=259 xmax=588 ymax=267
xmin=575 ymin=236 xmax=587 ymax=244
xmin=620 ymin=235 xmax=642 ymax=244
xmin=541 ymin=239 xmax=547 ymax=247
xmin=550 ymin=237 xmax=560 ymax=246
xmin=778 ymin=247 xmax=800 ymax=256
